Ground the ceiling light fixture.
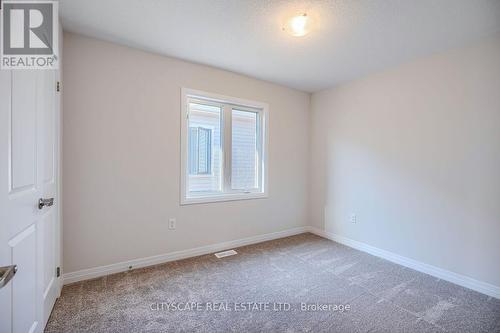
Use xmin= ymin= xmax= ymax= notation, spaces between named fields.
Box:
xmin=284 ymin=13 xmax=312 ymax=37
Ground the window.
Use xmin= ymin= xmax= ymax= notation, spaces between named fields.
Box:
xmin=181 ymin=88 xmax=268 ymax=204
xmin=189 ymin=127 xmax=212 ymax=175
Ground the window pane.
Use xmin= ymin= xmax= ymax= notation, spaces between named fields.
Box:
xmin=188 ymin=128 xmax=199 ymax=175
xmin=197 ymin=128 xmax=211 ymax=174
xmin=232 ymin=109 xmax=258 ymax=190
xmin=188 ymin=127 xmax=212 ymax=175
xmin=188 ymin=102 xmax=222 ymax=194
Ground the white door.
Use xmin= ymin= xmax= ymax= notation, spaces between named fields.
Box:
xmin=0 ymin=69 xmax=61 ymax=332
xmin=38 ymin=69 xmax=61 ymax=328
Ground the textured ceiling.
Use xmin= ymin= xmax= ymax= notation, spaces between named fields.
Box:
xmin=60 ymin=0 xmax=500 ymax=92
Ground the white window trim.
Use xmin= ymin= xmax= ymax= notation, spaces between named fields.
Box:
xmin=180 ymin=88 xmax=269 ymax=205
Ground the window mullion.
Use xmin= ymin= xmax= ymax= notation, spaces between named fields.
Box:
xmin=223 ymin=105 xmax=232 ymax=192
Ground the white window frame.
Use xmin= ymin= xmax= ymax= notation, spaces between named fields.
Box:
xmin=180 ymin=88 xmax=269 ymax=205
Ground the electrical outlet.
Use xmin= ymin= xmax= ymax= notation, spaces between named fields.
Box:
xmin=168 ymin=218 xmax=176 ymax=230
xmin=350 ymin=213 xmax=357 ymax=224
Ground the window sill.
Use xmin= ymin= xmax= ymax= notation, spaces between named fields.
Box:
xmin=181 ymin=192 xmax=268 ymax=205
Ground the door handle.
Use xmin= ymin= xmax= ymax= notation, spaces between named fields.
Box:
xmin=0 ymin=265 xmax=17 ymax=289
xmin=38 ymin=198 xmax=54 ymax=209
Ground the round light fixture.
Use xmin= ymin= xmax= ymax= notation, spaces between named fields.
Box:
xmin=284 ymin=13 xmax=312 ymax=37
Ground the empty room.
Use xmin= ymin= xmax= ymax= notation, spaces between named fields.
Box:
xmin=1 ymin=0 xmax=500 ymax=332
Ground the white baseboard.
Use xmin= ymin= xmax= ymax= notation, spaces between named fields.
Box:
xmin=62 ymin=226 xmax=308 ymax=285
xmin=63 ymin=225 xmax=500 ymax=300
xmin=306 ymin=226 xmax=500 ymax=299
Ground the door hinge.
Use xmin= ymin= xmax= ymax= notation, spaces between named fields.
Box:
xmin=56 ymin=267 xmax=60 ymax=278
xmin=56 ymin=81 xmax=61 ymax=92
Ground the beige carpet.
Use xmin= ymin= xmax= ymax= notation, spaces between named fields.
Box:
xmin=45 ymin=233 xmax=500 ymax=332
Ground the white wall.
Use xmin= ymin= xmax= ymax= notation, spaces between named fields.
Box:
xmin=63 ymin=30 xmax=500 ymax=289
xmin=310 ymin=36 xmax=500 ymax=287
xmin=62 ymin=32 xmax=310 ymax=273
